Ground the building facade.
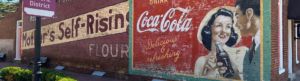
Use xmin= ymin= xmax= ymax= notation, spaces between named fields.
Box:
xmin=129 ymin=0 xmax=295 ymax=81
xmin=0 ymin=2 xmax=22 ymax=63
xmin=0 ymin=0 xmax=295 ymax=81
xmin=21 ymin=0 xmax=130 ymax=79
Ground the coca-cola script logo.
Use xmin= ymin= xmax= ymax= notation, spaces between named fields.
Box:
xmin=137 ymin=7 xmax=193 ymax=33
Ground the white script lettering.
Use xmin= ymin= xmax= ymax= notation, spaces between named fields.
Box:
xmin=137 ymin=8 xmax=193 ymax=33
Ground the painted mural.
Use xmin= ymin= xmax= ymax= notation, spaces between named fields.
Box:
xmin=22 ymin=1 xmax=129 ymax=50
xmin=21 ymin=0 xmax=130 ymax=75
xmin=130 ymin=0 xmax=262 ymax=80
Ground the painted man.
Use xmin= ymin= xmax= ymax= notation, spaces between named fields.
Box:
xmin=234 ymin=0 xmax=261 ymax=80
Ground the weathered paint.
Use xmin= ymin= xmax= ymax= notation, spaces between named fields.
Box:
xmin=22 ymin=1 xmax=129 ymax=50
xmin=129 ymin=0 xmax=266 ymax=80
xmin=88 ymin=43 xmax=129 ymax=58
xmin=21 ymin=0 xmax=130 ymax=76
xmin=262 ymin=0 xmax=271 ymax=80
xmin=0 ymin=39 xmax=14 ymax=57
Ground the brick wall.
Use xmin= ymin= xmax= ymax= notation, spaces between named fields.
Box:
xmin=0 ymin=2 xmax=22 ymax=62
xmin=297 ymin=25 xmax=300 ymax=70
xmin=291 ymin=20 xmax=300 ymax=73
xmin=293 ymin=19 xmax=300 ymax=72
xmin=0 ymin=3 xmax=21 ymax=39
xmin=281 ymin=0 xmax=289 ymax=80
xmin=292 ymin=20 xmax=295 ymax=72
xmin=271 ymin=0 xmax=279 ymax=80
xmin=271 ymin=0 xmax=289 ymax=81
xmin=21 ymin=0 xmax=131 ymax=79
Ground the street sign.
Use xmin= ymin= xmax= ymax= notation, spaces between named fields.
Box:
xmin=23 ymin=0 xmax=56 ymax=80
xmin=23 ymin=0 xmax=56 ymax=18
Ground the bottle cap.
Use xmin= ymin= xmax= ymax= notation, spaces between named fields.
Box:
xmin=215 ymin=41 xmax=220 ymax=45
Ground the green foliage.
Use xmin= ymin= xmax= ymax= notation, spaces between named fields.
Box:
xmin=0 ymin=0 xmax=18 ymax=19
xmin=0 ymin=67 xmax=77 ymax=81
xmin=41 ymin=68 xmax=54 ymax=81
xmin=45 ymin=69 xmax=75 ymax=81
xmin=0 ymin=67 xmax=21 ymax=81
xmin=41 ymin=68 xmax=76 ymax=81
xmin=58 ymin=78 xmax=78 ymax=81
xmin=14 ymin=69 xmax=32 ymax=81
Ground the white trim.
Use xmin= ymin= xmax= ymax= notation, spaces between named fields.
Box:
xmin=279 ymin=68 xmax=286 ymax=74
xmin=24 ymin=7 xmax=54 ymax=17
xmin=288 ymin=20 xmax=292 ymax=73
xmin=278 ymin=0 xmax=285 ymax=74
xmin=296 ymin=23 xmax=300 ymax=64
xmin=15 ymin=20 xmax=22 ymax=60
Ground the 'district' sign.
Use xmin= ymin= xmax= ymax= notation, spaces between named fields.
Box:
xmin=23 ymin=0 xmax=56 ymax=18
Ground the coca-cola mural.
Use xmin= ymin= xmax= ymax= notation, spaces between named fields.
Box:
xmin=129 ymin=0 xmax=262 ymax=80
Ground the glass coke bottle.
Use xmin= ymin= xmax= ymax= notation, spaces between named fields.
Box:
xmin=215 ymin=41 xmax=235 ymax=78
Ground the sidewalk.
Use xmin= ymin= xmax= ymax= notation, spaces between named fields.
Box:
xmin=293 ymin=70 xmax=300 ymax=81
xmin=0 ymin=62 xmax=123 ymax=81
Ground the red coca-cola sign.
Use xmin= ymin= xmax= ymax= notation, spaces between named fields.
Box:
xmin=131 ymin=0 xmax=253 ymax=80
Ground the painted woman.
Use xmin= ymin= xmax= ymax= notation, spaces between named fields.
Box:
xmin=194 ymin=7 xmax=248 ymax=80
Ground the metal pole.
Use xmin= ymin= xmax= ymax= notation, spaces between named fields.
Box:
xmin=32 ymin=17 xmax=42 ymax=81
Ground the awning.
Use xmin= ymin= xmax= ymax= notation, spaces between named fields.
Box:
xmin=288 ymin=0 xmax=300 ymax=20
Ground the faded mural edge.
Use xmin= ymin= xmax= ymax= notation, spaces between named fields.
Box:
xmin=262 ymin=0 xmax=272 ymax=80
xmin=129 ymin=0 xmax=133 ymax=74
xmin=129 ymin=0 xmax=266 ymax=81
xmin=260 ymin=0 xmax=264 ymax=80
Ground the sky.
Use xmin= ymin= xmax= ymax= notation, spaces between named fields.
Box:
xmin=1 ymin=0 xmax=19 ymax=2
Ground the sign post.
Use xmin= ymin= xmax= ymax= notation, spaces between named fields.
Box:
xmin=33 ymin=16 xmax=42 ymax=81
xmin=23 ymin=0 xmax=55 ymax=81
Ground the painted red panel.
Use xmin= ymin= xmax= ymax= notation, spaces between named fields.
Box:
xmin=132 ymin=0 xmax=252 ymax=77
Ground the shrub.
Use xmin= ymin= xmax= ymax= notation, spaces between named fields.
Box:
xmin=0 ymin=67 xmax=21 ymax=81
xmin=58 ymin=77 xmax=77 ymax=81
xmin=0 ymin=67 xmax=77 ymax=81
xmin=14 ymin=69 xmax=32 ymax=81
xmin=45 ymin=70 xmax=75 ymax=81
xmin=41 ymin=68 xmax=54 ymax=81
